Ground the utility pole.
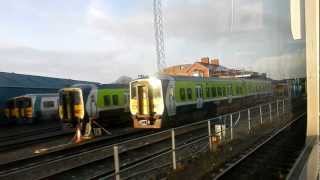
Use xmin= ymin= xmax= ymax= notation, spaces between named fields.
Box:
xmin=153 ymin=0 xmax=166 ymax=73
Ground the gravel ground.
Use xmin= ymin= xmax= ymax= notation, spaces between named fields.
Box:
xmin=0 ymin=133 xmax=73 ymax=165
xmin=0 ymin=120 xmax=61 ymax=138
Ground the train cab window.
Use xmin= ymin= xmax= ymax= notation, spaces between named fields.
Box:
xmin=24 ymin=99 xmax=32 ymax=107
xmin=131 ymin=85 xmax=137 ymax=99
xmin=180 ymin=88 xmax=186 ymax=101
xmin=187 ymin=88 xmax=193 ymax=100
xmin=112 ymin=95 xmax=119 ymax=105
xmin=153 ymin=87 xmax=161 ymax=98
xmin=211 ymin=87 xmax=217 ymax=97
xmin=43 ymin=101 xmax=55 ymax=108
xmin=104 ymin=95 xmax=111 ymax=106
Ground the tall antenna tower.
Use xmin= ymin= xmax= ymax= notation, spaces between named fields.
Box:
xmin=153 ymin=0 xmax=166 ymax=72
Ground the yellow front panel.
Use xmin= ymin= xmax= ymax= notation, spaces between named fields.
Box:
xmin=59 ymin=105 xmax=64 ymax=120
xmin=26 ymin=107 xmax=33 ymax=118
xmin=4 ymin=109 xmax=9 ymax=118
xmin=74 ymin=104 xmax=84 ymax=119
xmin=130 ymin=99 xmax=138 ymax=115
xmin=142 ymin=98 xmax=149 ymax=115
xmin=13 ymin=108 xmax=19 ymax=118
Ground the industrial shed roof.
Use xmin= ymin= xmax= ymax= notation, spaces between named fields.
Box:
xmin=0 ymin=72 xmax=98 ymax=88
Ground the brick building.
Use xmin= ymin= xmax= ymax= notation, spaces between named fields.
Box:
xmin=162 ymin=57 xmax=266 ymax=79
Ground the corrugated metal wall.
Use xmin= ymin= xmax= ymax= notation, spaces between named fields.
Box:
xmin=0 ymin=72 xmax=98 ymax=109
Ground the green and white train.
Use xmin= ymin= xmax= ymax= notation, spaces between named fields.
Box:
xmin=5 ymin=93 xmax=59 ymax=124
xmin=58 ymin=84 xmax=130 ymax=129
xmin=130 ymin=75 xmax=272 ymax=129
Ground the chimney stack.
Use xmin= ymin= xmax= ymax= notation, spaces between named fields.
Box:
xmin=210 ymin=58 xmax=219 ymax=66
xmin=200 ymin=57 xmax=210 ymax=64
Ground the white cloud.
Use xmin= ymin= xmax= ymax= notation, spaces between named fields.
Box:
xmin=252 ymin=49 xmax=306 ymax=80
xmin=0 ymin=0 xmax=306 ymax=82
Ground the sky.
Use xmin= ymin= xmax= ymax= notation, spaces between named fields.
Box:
xmin=0 ymin=0 xmax=306 ymax=83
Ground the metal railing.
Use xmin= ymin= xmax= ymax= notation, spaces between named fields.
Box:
xmin=106 ymin=99 xmax=289 ymax=180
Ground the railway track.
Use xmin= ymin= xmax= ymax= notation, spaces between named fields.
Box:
xmin=51 ymin=122 xmax=213 ymax=179
xmin=0 ymin=128 xmax=152 ymax=180
xmin=0 ymin=125 xmax=73 ymax=152
xmin=212 ymin=112 xmax=306 ymax=180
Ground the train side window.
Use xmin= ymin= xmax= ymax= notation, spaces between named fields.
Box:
xmin=206 ymin=87 xmax=210 ymax=98
xmin=211 ymin=87 xmax=217 ymax=97
xmin=236 ymin=86 xmax=240 ymax=95
xmin=104 ymin=95 xmax=111 ymax=106
xmin=112 ymin=95 xmax=119 ymax=105
xmin=187 ymin=88 xmax=193 ymax=100
xmin=217 ymin=87 xmax=222 ymax=96
xmin=200 ymin=87 xmax=203 ymax=98
xmin=180 ymin=88 xmax=186 ymax=101
xmin=222 ymin=87 xmax=226 ymax=97
xmin=43 ymin=101 xmax=54 ymax=108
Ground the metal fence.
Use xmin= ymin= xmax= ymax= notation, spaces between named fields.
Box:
xmin=104 ymin=99 xmax=290 ymax=180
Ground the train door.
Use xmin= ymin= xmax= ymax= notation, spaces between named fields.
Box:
xmin=137 ymin=85 xmax=150 ymax=115
xmin=195 ymin=85 xmax=203 ymax=109
xmin=167 ymin=85 xmax=176 ymax=116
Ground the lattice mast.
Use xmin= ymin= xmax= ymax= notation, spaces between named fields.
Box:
xmin=153 ymin=0 xmax=166 ymax=72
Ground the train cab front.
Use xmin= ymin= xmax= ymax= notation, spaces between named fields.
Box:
xmin=5 ymin=98 xmax=19 ymax=122
xmin=130 ymin=77 xmax=164 ymax=129
xmin=16 ymin=97 xmax=33 ymax=123
xmin=58 ymin=88 xmax=85 ymax=127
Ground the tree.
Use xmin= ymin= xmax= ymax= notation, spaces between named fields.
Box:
xmin=114 ymin=76 xmax=132 ymax=84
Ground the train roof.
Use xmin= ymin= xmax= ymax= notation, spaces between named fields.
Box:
xmin=98 ymin=84 xmax=128 ymax=89
xmin=22 ymin=93 xmax=58 ymax=97
xmin=71 ymin=83 xmax=128 ymax=89
xmin=137 ymin=75 xmax=271 ymax=83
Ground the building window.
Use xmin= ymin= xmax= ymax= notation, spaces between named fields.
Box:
xmin=180 ymin=88 xmax=186 ymax=101
xmin=187 ymin=88 xmax=193 ymax=100
xmin=192 ymin=70 xmax=204 ymax=77
xmin=104 ymin=95 xmax=111 ymax=106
